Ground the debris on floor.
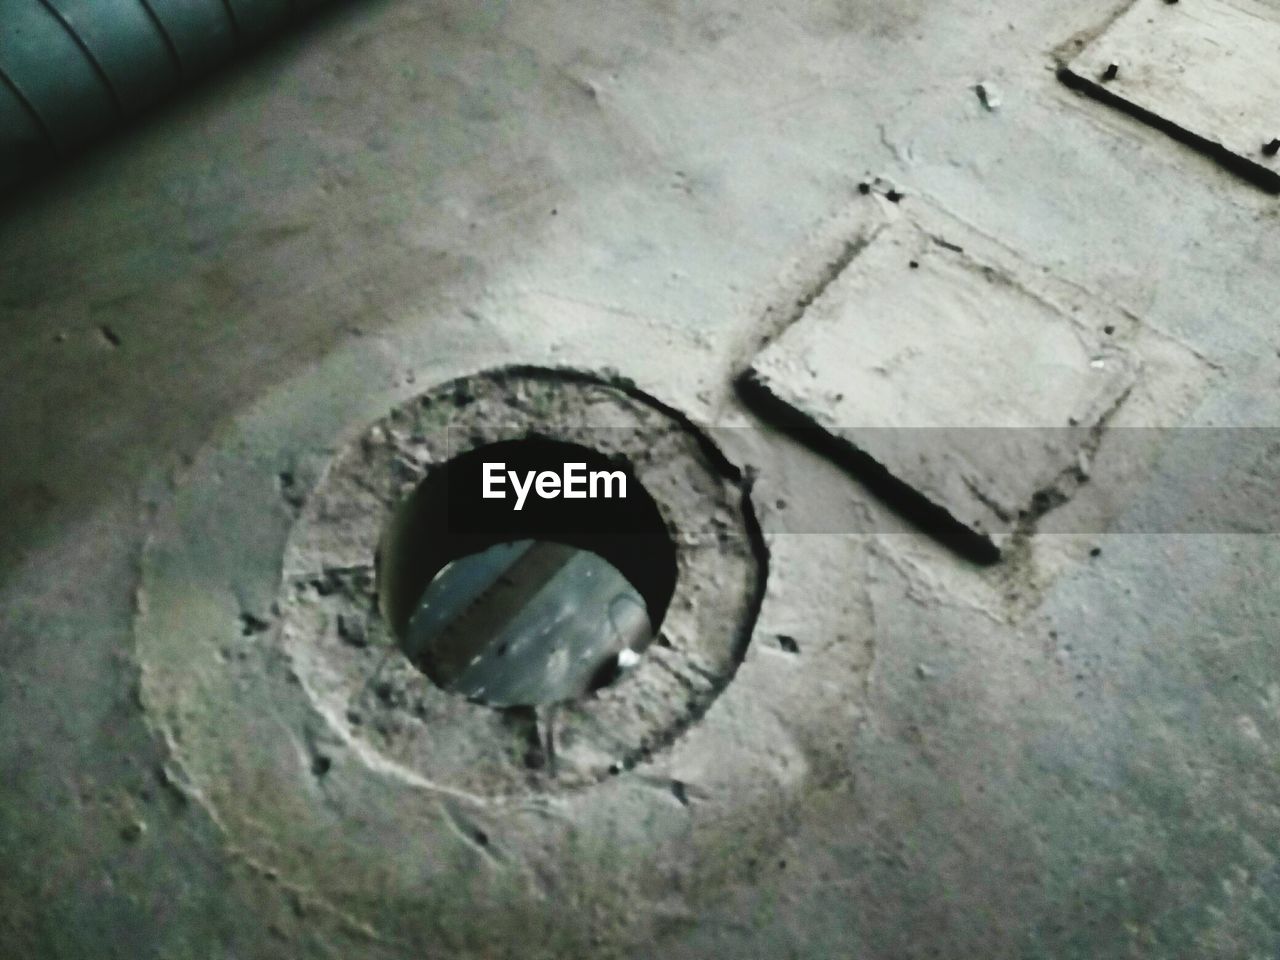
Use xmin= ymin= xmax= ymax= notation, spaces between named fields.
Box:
xmin=975 ymin=81 xmax=1002 ymax=111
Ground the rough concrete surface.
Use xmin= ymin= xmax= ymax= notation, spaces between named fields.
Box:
xmin=1 ymin=0 xmax=1279 ymax=958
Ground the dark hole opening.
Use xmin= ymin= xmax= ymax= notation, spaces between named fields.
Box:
xmin=377 ymin=438 xmax=678 ymax=707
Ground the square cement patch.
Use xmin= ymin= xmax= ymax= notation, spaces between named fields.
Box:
xmin=1061 ymin=0 xmax=1280 ymax=192
xmin=743 ymin=212 xmax=1139 ymax=553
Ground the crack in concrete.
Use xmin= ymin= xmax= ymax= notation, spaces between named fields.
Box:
xmin=1012 ymin=381 xmax=1136 ymax=543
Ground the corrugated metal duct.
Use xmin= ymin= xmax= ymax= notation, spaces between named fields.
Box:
xmin=0 ymin=0 xmax=325 ymax=190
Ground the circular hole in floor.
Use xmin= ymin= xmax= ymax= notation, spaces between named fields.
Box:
xmin=377 ymin=438 xmax=678 ymax=707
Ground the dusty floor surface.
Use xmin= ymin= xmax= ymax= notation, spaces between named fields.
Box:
xmin=2 ymin=1 xmax=1279 ymax=957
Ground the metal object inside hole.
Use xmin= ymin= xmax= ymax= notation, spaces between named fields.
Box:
xmin=404 ymin=540 xmax=653 ymax=707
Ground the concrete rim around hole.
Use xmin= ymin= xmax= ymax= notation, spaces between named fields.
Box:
xmin=271 ymin=366 xmax=767 ymax=798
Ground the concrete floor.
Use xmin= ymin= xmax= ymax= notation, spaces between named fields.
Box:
xmin=2 ymin=0 xmax=1279 ymax=956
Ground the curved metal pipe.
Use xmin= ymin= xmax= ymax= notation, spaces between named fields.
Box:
xmin=0 ymin=0 xmax=321 ymax=190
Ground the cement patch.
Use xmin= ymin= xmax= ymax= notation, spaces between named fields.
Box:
xmin=744 ymin=205 xmax=1140 ymax=554
xmin=130 ymin=365 xmax=820 ymax=953
xmin=1061 ymin=0 xmax=1280 ymax=192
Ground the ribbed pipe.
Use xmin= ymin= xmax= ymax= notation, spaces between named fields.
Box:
xmin=0 ymin=0 xmax=320 ymax=190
